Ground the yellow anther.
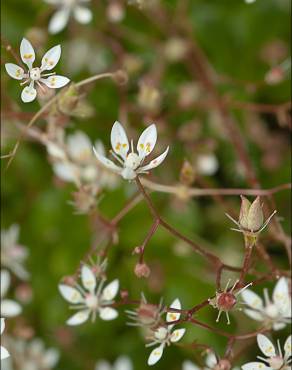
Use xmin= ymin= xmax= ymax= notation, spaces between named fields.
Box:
xmin=139 ymin=143 xmax=144 ymax=149
xmin=24 ymin=53 xmax=33 ymax=59
xmin=122 ymin=143 xmax=127 ymax=148
xmin=115 ymin=142 xmax=121 ymax=151
xmin=146 ymin=142 xmax=151 ymax=152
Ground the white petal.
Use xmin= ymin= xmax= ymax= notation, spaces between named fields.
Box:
xmin=139 ymin=146 xmax=169 ymax=172
xmin=95 ymin=360 xmax=111 ymax=370
xmin=5 ymin=63 xmax=24 ymax=80
xmin=58 ymin=284 xmax=83 ymax=303
xmin=66 ymin=310 xmax=90 ymax=325
xmin=166 ymin=298 xmax=181 ymax=322
xmin=114 ymin=356 xmax=133 ymax=370
xmin=41 ymin=75 xmax=70 ymax=89
xmin=110 ymin=121 xmax=129 ymax=160
xmin=53 ymin=162 xmax=79 ymax=182
xmin=272 ymin=322 xmax=286 ymax=331
xmin=99 ymin=307 xmax=118 ymax=321
xmin=41 ymin=45 xmax=61 ymax=71
xmin=1 ymin=299 xmax=22 ymax=317
xmin=93 ymin=147 xmax=122 ymax=174
xmin=46 ymin=142 xmax=66 ymax=160
xmin=43 ymin=348 xmax=60 ymax=367
xmin=241 ymin=289 xmax=263 ymax=310
xmin=48 ymin=8 xmax=70 ymax=34
xmin=81 ymin=265 xmax=96 ymax=292
xmin=147 ymin=345 xmax=164 ymax=366
xmin=243 ymin=309 xmax=264 ymax=322
xmin=284 ymin=335 xmax=292 ymax=357
xmin=1 ymin=318 xmax=5 ymax=335
xmin=272 ymin=277 xmax=289 ymax=308
xmin=20 ymin=38 xmax=35 ymax=68
xmin=257 ymin=334 xmax=276 ymax=357
xmin=1 ymin=346 xmax=9 ymax=360
xmin=67 ymin=131 xmax=92 ymax=162
xmin=101 ymin=279 xmax=119 ymax=301
xmin=73 ymin=6 xmax=92 ymax=24
xmin=1 ymin=270 xmax=11 ymax=297
xmin=21 ymin=84 xmax=37 ymax=103
xmin=241 ymin=362 xmax=270 ymax=370
xmin=182 ymin=360 xmax=200 ymax=370
xmin=205 ymin=352 xmax=218 ymax=368
xmin=170 ymin=328 xmax=185 ymax=342
xmin=137 ymin=124 xmax=157 ymax=159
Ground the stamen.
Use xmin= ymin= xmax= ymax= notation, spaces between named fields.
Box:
xmin=263 ymin=288 xmax=270 ymax=306
xmin=236 ymin=282 xmax=253 ymax=296
xmin=231 ymin=279 xmax=239 ymax=292
xmin=110 ymin=150 xmax=124 ymax=165
xmin=131 ymin=139 xmax=134 ymax=153
xmin=216 ymin=310 xmax=223 ymax=322
xmin=225 ymin=311 xmax=230 ymax=325
xmin=224 ymin=279 xmax=231 ymax=292
xmin=277 ymin=339 xmax=282 ymax=358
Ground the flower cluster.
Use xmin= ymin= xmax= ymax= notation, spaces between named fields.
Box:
xmin=5 ymin=39 xmax=69 ymax=103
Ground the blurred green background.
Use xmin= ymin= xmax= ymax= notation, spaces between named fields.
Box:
xmin=1 ymin=0 xmax=291 ymax=369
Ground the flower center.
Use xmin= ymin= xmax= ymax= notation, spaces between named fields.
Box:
xmin=124 ymin=153 xmax=141 ymax=170
xmin=30 ymin=68 xmax=41 ymax=81
xmin=265 ymin=304 xmax=279 ymax=319
xmin=154 ymin=326 xmax=168 ymax=341
xmin=267 ymin=356 xmax=284 ymax=370
xmin=217 ymin=292 xmax=237 ymax=311
xmin=85 ymin=294 xmax=98 ymax=309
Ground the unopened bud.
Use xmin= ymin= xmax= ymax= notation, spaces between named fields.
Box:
xmin=134 ymin=263 xmax=151 ymax=278
xmin=137 ymin=303 xmax=160 ymax=325
xmin=137 ymin=83 xmax=161 ymax=113
xmin=164 ymin=37 xmax=188 ymax=62
xmin=133 ymin=246 xmax=143 ymax=255
xmin=112 ymin=69 xmax=128 ymax=85
xmin=239 ymin=196 xmax=264 ymax=232
xmin=216 ymin=359 xmax=232 ymax=370
xmin=179 ymin=160 xmax=196 ymax=186
xmin=107 ymin=1 xmax=125 ymax=23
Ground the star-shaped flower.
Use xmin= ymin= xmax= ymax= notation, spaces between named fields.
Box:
xmin=93 ymin=121 xmax=169 ymax=180
xmin=5 ymin=38 xmax=70 ymax=103
xmin=1 ymin=318 xmax=9 ymax=360
xmin=44 ymin=0 xmax=93 ymax=34
xmin=146 ymin=298 xmax=185 ymax=366
xmin=241 ymin=277 xmax=291 ymax=331
xmin=59 ymin=265 xmax=119 ymax=325
xmin=241 ymin=334 xmax=291 ymax=370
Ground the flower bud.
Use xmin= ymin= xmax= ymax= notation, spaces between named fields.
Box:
xmin=179 ymin=160 xmax=196 ymax=186
xmin=134 ymin=263 xmax=151 ymax=278
xmin=137 ymin=303 xmax=160 ymax=325
xmin=112 ymin=70 xmax=128 ymax=85
xmin=216 ymin=359 xmax=232 ymax=370
xmin=247 ymin=196 xmax=264 ymax=232
xmin=265 ymin=66 xmax=284 ymax=85
xmin=137 ymin=83 xmax=161 ymax=113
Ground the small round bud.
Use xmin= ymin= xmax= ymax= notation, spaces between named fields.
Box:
xmin=216 ymin=359 xmax=232 ymax=370
xmin=133 ymin=246 xmax=143 ymax=255
xmin=63 ymin=276 xmax=76 ymax=286
xmin=112 ymin=70 xmax=128 ymax=85
xmin=134 ymin=263 xmax=151 ymax=278
xmin=217 ymin=292 xmax=237 ymax=311
xmin=120 ymin=290 xmax=129 ymax=299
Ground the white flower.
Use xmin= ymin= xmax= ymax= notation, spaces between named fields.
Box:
xmin=44 ymin=0 xmax=92 ymax=34
xmin=59 ymin=265 xmax=119 ymax=325
xmin=5 ymin=38 xmax=69 ymax=103
xmin=1 ymin=224 xmax=29 ymax=280
xmin=241 ymin=334 xmax=291 ymax=370
xmin=146 ymin=298 xmax=185 ymax=366
xmin=93 ymin=121 xmax=169 ymax=180
xmin=95 ymin=356 xmax=133 ymax=370
xmin=0 ymin=270 xmax=22 ymax=318
xmin=1 ymin=318 xmax=9 ymax=360
xmin=241 ymin=277 xmax=291 ymax=330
